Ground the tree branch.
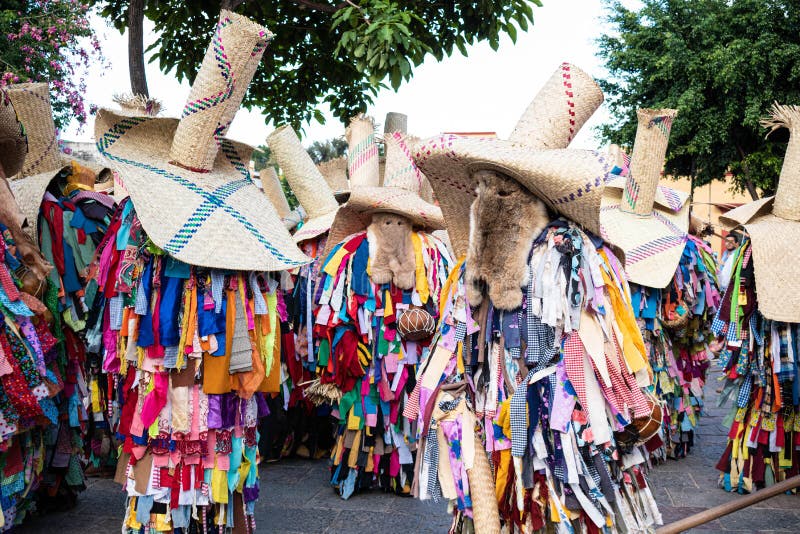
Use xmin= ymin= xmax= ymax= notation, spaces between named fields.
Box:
xmin=290 ymin=0 xmax=350 ymax=13
xmin=221 ymin=0 xmax=246 ymax=10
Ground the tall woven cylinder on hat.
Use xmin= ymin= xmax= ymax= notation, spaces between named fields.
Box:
xmin=384 ymin=112 xmax=407 ymax=135
xmin=509 ymin=62 xmax=603 ymax=150
xmin=383 ymin=131 xmax=425 ymax=192
xmin=346 ymin=114 xmax=380 ymax=188
xmin=317 ymin=157 xmax=349 ymax=193
xmin=0 ymin=89 xmax=27 ymax=178
xmin=267 ymin=125 xmax=338 ymax=219
xmin=764 ymin=104 xmax=800 ymax=222
xmin=169 ymin=10 xmax=270 ymax=172
xmin=6 ymin=83 xmax=62 ymax=178
xmin=623 ymin=108 xmax=677 ymax=216
xmin=259 ymin=165 xmax=291 ymax=219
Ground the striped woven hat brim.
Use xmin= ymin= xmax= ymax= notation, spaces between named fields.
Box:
xmin=413 ymin=136 xmax=617 ymax=259
xmin=94 ymin=109 xmax=310 ymax=271
xmin=600 ymin=175 xmax=689 ymax=288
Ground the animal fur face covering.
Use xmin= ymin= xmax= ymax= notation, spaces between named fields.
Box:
xmin=466 ymin=169 xmax=550 ymax=310
xmin=367 ymin=212 xmax=416 ymax=290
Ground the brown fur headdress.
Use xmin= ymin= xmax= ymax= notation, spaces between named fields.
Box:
xmin=466 ymin=170 xmax=551 ymax=310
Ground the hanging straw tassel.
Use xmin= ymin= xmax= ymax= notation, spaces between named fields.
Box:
xmin=761 ymin=103 xmax=800 ymax=222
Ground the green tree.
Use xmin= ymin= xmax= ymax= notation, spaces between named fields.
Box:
xmin=0 ymin=0 xmax=104 ymax=128
xmin=597 ymin=0 xmax=800 ymax=198
xmin=307 ymin=137 xmax=348 ymax=164
xmin=90 ymin=0 xmax=540 ymax=130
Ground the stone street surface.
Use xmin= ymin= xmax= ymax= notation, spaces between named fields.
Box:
xmin=20 ymin=367 xmax=799 ymax=533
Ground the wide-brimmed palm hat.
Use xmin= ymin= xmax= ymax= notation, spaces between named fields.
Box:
xmin=599 ymin=108 xmax=689 ymax=289
xmin=412 ymin=63 xmax=607 ymax=258
xmin=94 ymin=10 xmax=309 ymax=271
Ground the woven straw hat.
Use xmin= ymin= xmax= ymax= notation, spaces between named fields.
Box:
xmin=413 ymin=62 xmax=605 ymax=258
xmin=94 ymin=11 xmax=309 ymax=271
xmin=317 ymin=156 xmax=349 ymax=202
xmin=347 ymin=114 xmax=381 ymax=188
xmin=719 ymin=103 xmax=800 ymax=322
xmin=267 ymin=124 xmax=339 ymax=244
xmin=6 ymin=82 xmax=113 ymax=240
xmin=324 ymin=131 xmax=445 ymax=255
xmin=600 ymin=108 xmax=689 ymax=288
xmin=0 ymin=89 xmax=27 ymax=178
xmin=259 ymin=165 xmax=292 ymax=220
xmin=379 ymin=112 xmax=406 ymax=187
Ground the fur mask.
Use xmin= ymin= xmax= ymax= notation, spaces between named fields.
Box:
xmin=367 ymin=212 xmax=416 ymax=290
xmin=466 ymin=169 xmax=550 ymax=310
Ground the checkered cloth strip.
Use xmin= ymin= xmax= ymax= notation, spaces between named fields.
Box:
xmin=562 ymin=335 xmax=588 ymax=414
xmin=525 ymin=315 xmax=558 ymax=369
xmin=736 ymin=375 xmax=753 ymax=408
xmin=424 ymin=423 xmax=443 ymax=502
xmin=510 ymin=369 xmax=534 ymax=457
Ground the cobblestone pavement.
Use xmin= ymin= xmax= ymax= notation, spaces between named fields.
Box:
xmin=20 ymin=367 xmax=798 ymax=533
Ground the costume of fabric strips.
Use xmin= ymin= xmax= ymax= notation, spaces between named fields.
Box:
xmin=0 ymin=224 xmax=90 ymax=530
xmin=312 ymin=229 xmax=451 ymax=499
xmin=712 ymin=238 xmax=800 ymax=494
xmin=258 ymin=236 xmax=337 ymax=462
xmin=412 ymin=221 xmax=663 ymax=533
xmin=630 ymin=235 xmax=720 ymax=460
xmin=34 ymin=163 xmax=119 ymax=480
xmin=88 ymin=197 xmax=284 ymax=533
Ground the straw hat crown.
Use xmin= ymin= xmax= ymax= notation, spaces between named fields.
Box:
xmin=267 ymin=124 xmax=339 ymax=244
xmin=346 ymin=114 xmax=380 ymax=188
xmin=259 ymin=165 xmax=291 ymax=219
xmin=0 ymin=89 xmax=27 ymax=178
xmin=599 ymin=108 xmax=689 ymax=289
xmin=6 ymin=83 xmax=62 ymax=178
xmin=719 ymin=103 xmax=800 ymax=322
xmin=412 ymin=62 xmax=606 ymax=258
xmin=317 ymin=157 xmax=349 ymax=195
xmin=94 ymin=10 xmax=309 ymax=271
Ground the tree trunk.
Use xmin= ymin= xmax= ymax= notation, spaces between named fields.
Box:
xmin=128 ymin=0 xmax=148 ymax=97
xmin=734 ymin=143 xmax=760 ymax=201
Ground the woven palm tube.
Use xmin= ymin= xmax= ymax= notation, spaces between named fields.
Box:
xmin=346 ymin=114 xmax=380 ymax=188
xmin=317 ymin=157 xmax=348 ymax=192
xmin=384 ymin=112 xmax=407 ymax=135
xmin=6 ymin=83 xmax=61 ymax=178
xmin=267 ymin=125 xmax=338 ymax=218
xmin=260 ymin=166 xmax=291 ymax=219
xmin=383 ymin=132 xmax=424 ymax=192
xmin=0 ymin=90 xmax=27 ymax=177
xmin=508 ymin=62 xmax=604 ymax=150
xmin=467 ymin=434 xmax=501 ymax=534
xmin=623 ymin=108 xmax=677 ymax=216
xmin=762 ymin=104 xmax=800 ymax=221
xmin=169 ymin=10 xmax=270 ymax=172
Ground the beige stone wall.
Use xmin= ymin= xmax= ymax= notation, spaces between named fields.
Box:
xmin=668 ymin=174 xmax=752 ymax=254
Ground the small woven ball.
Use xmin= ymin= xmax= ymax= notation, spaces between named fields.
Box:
xmin=397 ymin=308 xmax=435 ymax=341
xmin=632 ymin=396 xmax=663 ymax=443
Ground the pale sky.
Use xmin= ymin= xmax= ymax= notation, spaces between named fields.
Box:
xmin=65 ymin=0 xmax=639 ymax=150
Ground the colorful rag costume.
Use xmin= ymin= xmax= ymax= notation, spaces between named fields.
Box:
xmin=315 ymin=229 xmax=451 ymax=498
xmin=631 ymin=236 xmax=720 ymax=459
xmin=0 ymin=224 xmax=88 ymax=529
xmin=88 ymin=10 xmax=311 ymax=531
xmin=712 ymin=104 xmax=800 ymax=494
xmin=413 ymin=222 xmax=662 ymax=532
xmin=410 ymin=63 xmax=664 ymax=533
